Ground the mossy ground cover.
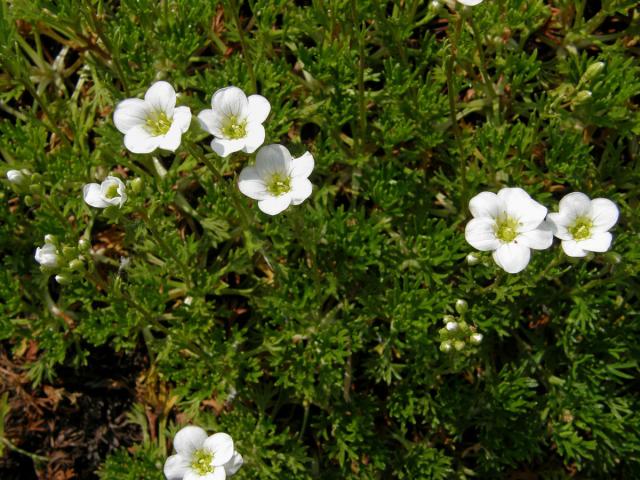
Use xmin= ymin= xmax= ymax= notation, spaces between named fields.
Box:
xmin=1 ymin=0 xmax=639 ymax=478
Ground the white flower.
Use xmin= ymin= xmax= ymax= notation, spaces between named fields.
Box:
xmin=197 ymin=86 xmax=270 ymax=158
xmin=457 ymin=0 xmax=483 ymax=5
xmin=546 ymin=192 xmax=619 ymax=257
xmin=238 ymin=144 xmax=314 ymax=216
xmin=465 ymin=187 xmax=553 ymax=274
xmin=6 ymin=169 xmax=28 ymax=185
xmin=35 ymin=242 xmax=59 ymax=268
xmin=164 ymin=426 xmax=243 ymax=480
xmin=83 ymin=176 xmax=127 ymax=208
xmin=113 ymin=81 xmax=191 ymax=154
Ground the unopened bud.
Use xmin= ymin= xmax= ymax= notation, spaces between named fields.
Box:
xmin=55 ymin=274 xmax=71 ymax=285
xmin=470 ymin=333 xmax=483 ymax=345
xmin=603 ymin=252 xmax=622 ymax=265
xmin=78 ymin=238 xmax=90 ymax=251
xmin=440 ymin=341 xmax=452 ymax=353
xmin=455 ymin=299 xmax=468 ymax=315
xmin=573 ymin=90 xmax=592 ymax=104
xmin=24 ymin=195 xmax=34 ymax=206
xmin=68 ymin=259 xmax=84 ymax=271
xmin=443 ymin=314 xmax=455 ymax=323
xmin=453 ymin=340 xmax=466 ymax=351
xmin=6 ymin=169 xmax=27 ymax=185
xmin=44 ymin=234 xmax=57 ymax=244
xmin=446 ymin=321 xmax=458 ymax=332
xmin=62 ymin=246 xmax=75 ymax=257
xmin=582 ymin=61 xmax=605 ymax=82
xmin=130 ymin=177 xmax=143 ymax=193
xmin=466 ymin=253 xmax=480 ymax=265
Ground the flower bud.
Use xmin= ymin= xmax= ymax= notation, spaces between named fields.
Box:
xmin=6 ymin=169 xmax=27 ymax=186
xmin=603 ymin=252 xmax=622 ymax=265
xmin=466 ymin=253 xmax=480 ymax=265
xmin=78 ymin=238 xmax=90 ymax=252
xmin=455 ymin=299 xmax=468 ymax=315
xmin=55 ymin=274 xmax=71 ymax=285
xmin=440 ymin=341 xmax=452 ymax=353
xmin=28 ymin=183 xmax=43 ymax=194
xmin=470 ymin=333 xmax=483 ymax=345
xmin=35 ymin=243 xmax=59 ymax=268
xmin=453 ymin=340 xmax=466 ymax=351
xmin=44 ymin=234 xmax=57 ymax=244
xmin=62 ymin=246 xmax=76 ymax=258
xmin=130 ymin=177 xmax=143 ymax=193
xmin=443 ymin=314 xmax=456 ymax=323
xmin=24 ymin=195 xmax=34 ymax=206
xmin=446 ymin=321 xmax=458 ymax=332
xmin=582 ymin=61 xmax=604 ymax=82
xmin=68 ymin=259 xmax=84 ymax=271
xmin=573 ymin=90 xmax=592 ymax=104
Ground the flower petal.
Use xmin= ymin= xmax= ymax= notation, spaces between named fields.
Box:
xmin=124 ymin=125 xmax=162 ymax=154
xmin=144 ymin=81 xmax=176 ymax=116
xmin=224 ymin=451 xmax=244 ymax=476
xmin=173 ymin=426 xmax=208 ymax=456
xmin=211 ymin=138 xmax=246 ymax=158
xmin=561 ymin=240 xmax=588 ymax=257
xmin=464 ymin=218 xmax=500 ymax=251
xmin=558 ymin=192 xmax=591 ymax=218
xmin=212 ymin=86 xmax=249 ymax=119
xmin=164 ymin=454 xmax=190 ymax=480
xmin=578 ymin=231 xmax=612 ymax=253
xmin=290 ymin=152 xmax=314 ymax=179
xmin=198 ymin=109 xmax=224 ymax=137
xmin=173 ymin=106 xmax=192 ymax=133
xmin=546 ymin=213 xmax=573 ymax=240
xmin=590 ymin=198 xmax=618 ymax=232
xmin=83 ymin=183 xmax=110 ymax=208
xmin=517 ymin=226 xmax=553 ymax=250
xmin=290 ymin=177 xmax=312 ymax=205
xmin=255 ymin=144 xmax=292 ymax=178
xmin=159 ymin=123 xmax=184 ymax=151
xmin=242 ymin=123 xmax=265 ymax=153
xmin=458 ymin=0 xmax=484 ymax=5
xmin=492 ymin=243 xmax=531 ymax=274
xmin=258 ymin=194 xmax=292 ymax=215
xmin=247 ymin=94 xmax=270 ymax=123
xmin=113 ymin=98 xmax=149 ymax=133
xmin=203 ymin=433 xmax=234 ymax=467
xmin=238 ymin=166 xmax=269 ymax=201
xmin=468 ymin=191 xmax=501 ymax=219
xmin=498 ymin=188 xmax=547 ymax=230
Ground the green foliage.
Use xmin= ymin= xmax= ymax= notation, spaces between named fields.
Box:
xmin=1 ymin=0 xmax=640 ymax=478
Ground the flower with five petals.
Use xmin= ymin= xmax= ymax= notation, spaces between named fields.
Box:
xmin=546 ymin=192 xmax=619 ymax=257
xmin=238 ymin=144 xmax=314 ymax=215
xmin=465 ymin=187 xmax=553 ymax=273
xmin=164 ymin=426 xmax=243 ymax=480
xmin=197 ymin=86 xmax=270 ymax=157
xmin=113 ymin=81 xmax=192 ymax=154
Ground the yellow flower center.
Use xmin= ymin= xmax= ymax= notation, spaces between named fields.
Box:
xmin=494 ymin=215 xmax=520 ymax=243
xmin=266 ymin=173 xmax=291 ymax=196
xmin=104 ymin=183 xmax=119 ymax=199
xmin=145 ymin=111 xmax=172 ymax=136
xmin=221 ymin=115 xmax=247 ymax=139
xmin=191 ymin=449 xmax=214 ymax=476
xmin=568 ymin=216 xmax=593 ymax=241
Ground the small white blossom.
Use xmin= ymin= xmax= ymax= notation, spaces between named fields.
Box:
xmin=465 ymin=187 xmax=553 ymax=274
xmin=83 ymin=176 xmax=127 ymax=208
xmin=546 ymin=192 xmax=619 ymax=257
xmin=113 ymin=81 xmax=191 ymax=154
xmin=446 ymin=321 xmax=459 ymax=332
xmin=458 ymin=0 xmax=483 ymax=5
xmin=197 ymin=86 xmax=270 ymax=157
xmin=164 ymin=426 xmax=243 ymax=480
xmin=470 ymin=333 xmax=483 ymax=345
xmin=35 ymin=241 xmax=59 ymax=268
xmin=238 ymin=144 xmax=314 ymax=215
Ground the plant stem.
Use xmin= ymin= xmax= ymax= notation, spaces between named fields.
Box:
xmin=229 ymin=0 xmax=257 ymax=92
xmin=0 ymin=437 xmax=49 ymax=463
xmin=445 ymin=12 xmax=467 ymax=212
